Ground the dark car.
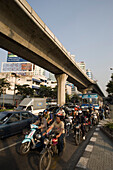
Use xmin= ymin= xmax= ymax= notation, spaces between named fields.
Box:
xmin=0 ymin=111 xmax=38 ymax=139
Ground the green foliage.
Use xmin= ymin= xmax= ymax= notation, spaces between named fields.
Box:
xmin=106 ymin=75 xmax=113 ymax=95
xmin=106 ymin=123 xmax=113 ymax=130
xmin=66 ymin=93 xmax=71 ymax=103
xmin=37 ymin=85 xmax=57 ymax=98
xmin=0 ymin=78 xmax=10 ymax=95
xmin=71 ymin=93 xmax=79 ymax=103
xmin=15 ymin=84 xmax=34 ymax=98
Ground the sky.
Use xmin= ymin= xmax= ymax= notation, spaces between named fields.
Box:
xmin=0 ymin=0 xmax=113 ymax=95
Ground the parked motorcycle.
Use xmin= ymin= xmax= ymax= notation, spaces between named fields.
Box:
xmin=20 ymin=124 xmax=42 ymax=155
xmin=39 ymin=132 xmax=66 ymax=170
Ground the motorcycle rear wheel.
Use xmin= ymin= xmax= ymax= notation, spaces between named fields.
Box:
xmin=39 ymin=150 xmax=51 ymax=170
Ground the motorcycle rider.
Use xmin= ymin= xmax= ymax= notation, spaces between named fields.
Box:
xmin=46 ymin=115 xmax=65 ymax=155
xmin=34 ymin=112 xmax=47 ymax=133
xmin=78 ymin=110 xmax=86 ymax=140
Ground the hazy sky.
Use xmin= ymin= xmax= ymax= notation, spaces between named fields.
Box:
xmin=0 ymin=0 xmax=113 ymax=95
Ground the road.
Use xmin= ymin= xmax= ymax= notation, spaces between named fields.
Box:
xmin=0 ymin=127 xmax=96 ymax=170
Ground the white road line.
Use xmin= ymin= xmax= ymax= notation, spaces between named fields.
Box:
xmin=95 ymin=128 xmax=100 ymax=131
xmin=97 ymin=124 xmax=101 ymax=127
xmin=90 ymin=137 xmax=97 ymax=142
xmin=93 ymin=132 xmax=98 ymax=136
xmin=76 ymin=157 xmax=89 ymax=169
xmin=0 ymin=141 xmax=21 ymax=152
xmin=85 ymin=145 xmax=94 ymax=152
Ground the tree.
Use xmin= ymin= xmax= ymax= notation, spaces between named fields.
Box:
xmin=66 ymin=93 xmax=71 ymax=103
xmin=0 ymin=78 xmax=10 ymax=95
xmin=15 ymin=84 xmax=35 ymax=98
xmin=37 ymin=85 xmax=52 ymax=98
xmin=106 ymin=76 xmax=113 ymax=95
xmin=71 ymin=93 xmax=80 ymax=104
xmin=36 ymin=85 xmax=57 ymax=98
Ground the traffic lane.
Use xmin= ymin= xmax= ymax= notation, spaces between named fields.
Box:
xmin=50 ymin=133 xmax=78 ymax=170
xmin=0 ymin=127 xmax=96 ymax=170
xmin=50 ymin=126 xmax=96 ymax=170
xmin=0 ymin=132 xmax=78 ymax=170
xmin=0 ymin=141 xmax=40 ymax=170
xmin=0 ymin=133 xmax=24 ymax=150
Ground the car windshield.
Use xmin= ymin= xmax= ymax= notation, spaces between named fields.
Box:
xmin=16 ymin=106 xmax=26 ymax=110
xmin=69 ymin=106 xmax=75 ymax=108
xmin=0 ymin=112 xmax=12 ymax=124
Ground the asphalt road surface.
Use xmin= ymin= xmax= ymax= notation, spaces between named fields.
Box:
xmin=0 ymin=127 xmax=96 ymax=170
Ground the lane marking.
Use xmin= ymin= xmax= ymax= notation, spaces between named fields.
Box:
xmin=95 ymin=128 xmax=100 ymax=131
xmin=76 ymin=157 xmax=89 ymax=169
xmin=90 ymin=137 xmax=97 ymax=142
xmin=0 ymin=141 xmax=21 ymax=152
xmin=85 ymin=145 xmax=94 ymax=152
xmin=97 ymin=124 xmax=101 ymax=127
xmin=93 ymin=132 xmax=98 ymax=136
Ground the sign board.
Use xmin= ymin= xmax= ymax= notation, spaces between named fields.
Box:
xmin=7 ymin=52 xmax=27 ymax=62
xmin=2 ymin=62 xmax=33 ymax=72
xmin=82 ymin=94 xmax=98 ymax=99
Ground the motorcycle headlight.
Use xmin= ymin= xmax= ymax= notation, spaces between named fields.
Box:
xmin=36 ymin=134 xmax=41 ymax=139
xmin=44 ymin=138 xmax=49 ymax=145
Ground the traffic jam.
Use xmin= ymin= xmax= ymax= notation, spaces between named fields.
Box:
xmin=0 ymin=97 xmax=102 ymax=170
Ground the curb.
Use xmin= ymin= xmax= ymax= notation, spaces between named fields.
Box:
xmin=100 ymin=126 xmax=113 ymax=142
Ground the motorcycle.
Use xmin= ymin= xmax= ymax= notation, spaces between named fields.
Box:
xmin=93 ymin=113 xmax=98 ymax=125
xmin=84 ymin=116 xmax=90 ymax=132
xmin=65 ymin=116 xmax=73 ymax=136
xmin=74 ymin=124 xmax=82 ymax=145
xmin=39 ymin=132 xmax=66 ymax=170
xmin=20 ymin=124 xmax=42 ymax=155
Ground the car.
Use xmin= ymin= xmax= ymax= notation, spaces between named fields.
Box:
xmin=0 ymin=111 xmax=38 ymax=139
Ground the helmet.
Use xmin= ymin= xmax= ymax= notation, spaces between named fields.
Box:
xmin=38 ymin=112 xmax=43 ymax=117
xmin=78 ymin=110 xmax=82 ymax=114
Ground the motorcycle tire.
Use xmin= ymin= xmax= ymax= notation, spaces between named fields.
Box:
xmin=63 ymin=137 xmax=66 ymax=151
xmin=19 ymin=142 xmax=30 ymax=155
xmin=75 ymin=133 xmax=79 ymax=145
xmin=39 ymin=150 xmax=51 ymax=170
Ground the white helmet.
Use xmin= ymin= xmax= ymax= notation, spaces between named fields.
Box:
xmin=78 ymin=110 xmax=82 ymax=114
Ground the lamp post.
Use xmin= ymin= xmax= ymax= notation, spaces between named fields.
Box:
xmin=11 ymin=73 xmax=17 ymax=106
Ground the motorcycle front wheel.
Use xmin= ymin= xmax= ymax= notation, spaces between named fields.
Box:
xmin=39 ymin=150 xmax=51 ymax=170
xmin=20 ymin=142 xmax=30 ymax=155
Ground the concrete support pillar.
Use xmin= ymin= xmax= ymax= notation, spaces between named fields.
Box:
xmin=55 ymin=74 xmax=68 ymax=106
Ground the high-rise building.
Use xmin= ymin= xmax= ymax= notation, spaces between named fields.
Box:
xmin=86 ymin=69 xmax=93 ymax=80
xmin=77 ymin=61 xmax=86 ymax=73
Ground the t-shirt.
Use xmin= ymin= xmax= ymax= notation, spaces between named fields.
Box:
xmin=51 ymin=121 xmax=65 ymax=134
xmin=40 ymin=117 xmax=47 ymax=132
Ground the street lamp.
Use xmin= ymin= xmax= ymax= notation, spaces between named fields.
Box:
xmin=11 ymin=73 xmax=17 ymax=106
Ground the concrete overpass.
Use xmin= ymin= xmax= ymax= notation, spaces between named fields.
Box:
xmin=0 ymin=0 xmax=104 ymax=105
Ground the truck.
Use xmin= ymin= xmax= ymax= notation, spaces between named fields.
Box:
xmin=16 ymin=98 xmax=46 ymax=115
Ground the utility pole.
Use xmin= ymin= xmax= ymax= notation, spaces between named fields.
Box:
xmin=11 ymin=73 xmax=17 ymax=106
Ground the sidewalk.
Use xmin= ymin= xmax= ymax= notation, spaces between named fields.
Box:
xmin=75 ymin=119 xmax=113 ymax=170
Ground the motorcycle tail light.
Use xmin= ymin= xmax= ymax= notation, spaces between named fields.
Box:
xmin=52 ymin=138 xmax=58 ymax=145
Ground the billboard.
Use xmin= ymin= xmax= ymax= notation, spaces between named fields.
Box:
xmin=2 ymin=62 xmax=33 ymax=72
xmin=82 ymin=94 xmax=98 ymax=99
xmin=7 ymin=52 xmax=27 ymax=62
